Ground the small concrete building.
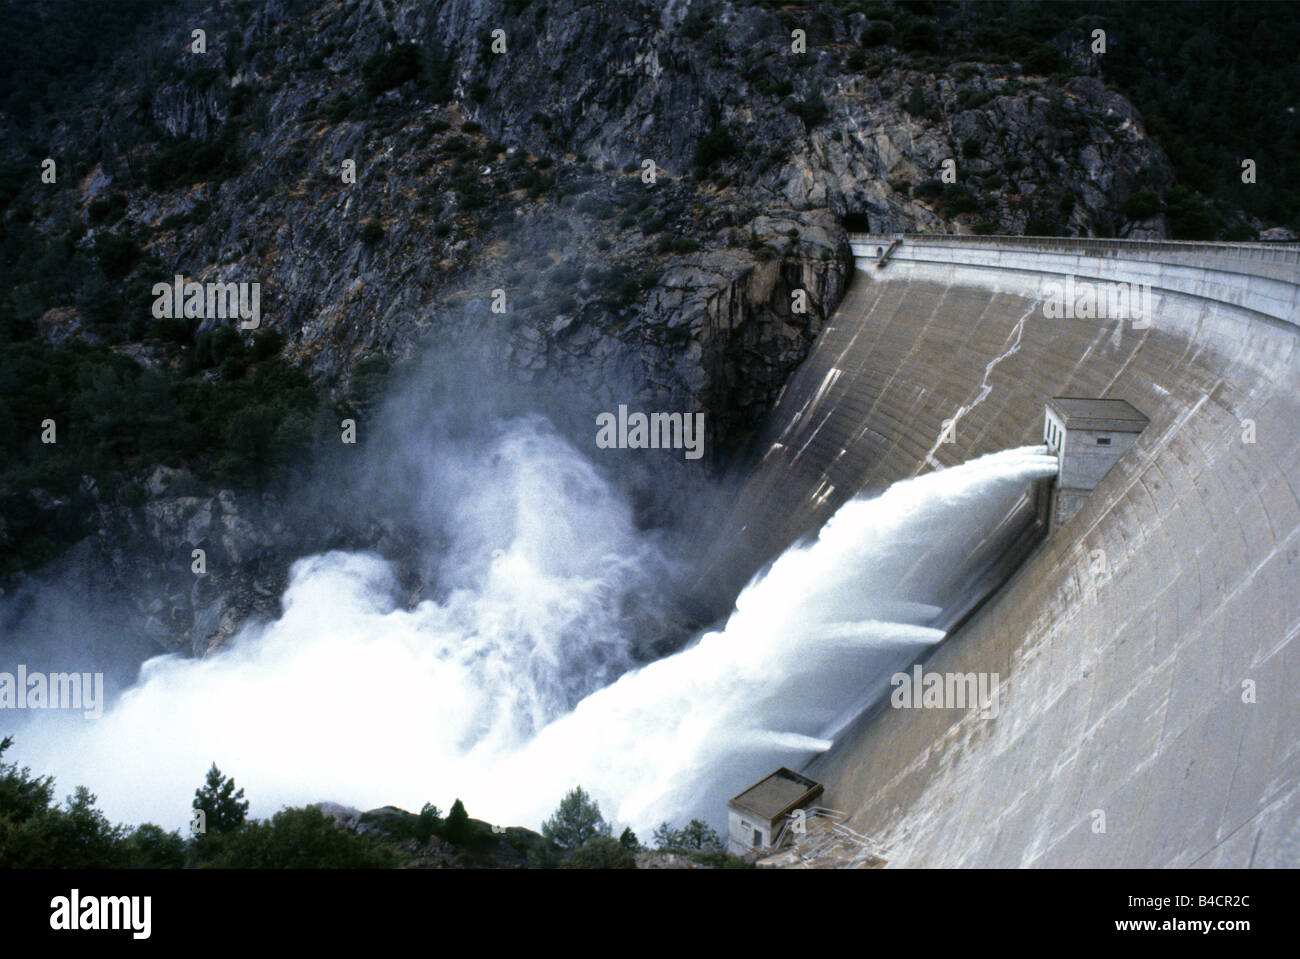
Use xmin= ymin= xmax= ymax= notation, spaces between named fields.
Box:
xmin=727 ymin=767 xmax=824 ymax=855
xmin=1045 ymin=397 xmax=1149 ymax=529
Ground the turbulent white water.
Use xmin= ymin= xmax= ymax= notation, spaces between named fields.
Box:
xmin=13 ymin=426 xmax=1057 ymax=839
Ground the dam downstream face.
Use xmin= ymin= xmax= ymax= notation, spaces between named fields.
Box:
xmin=702 ymin=238 xmax=1300 ymax=868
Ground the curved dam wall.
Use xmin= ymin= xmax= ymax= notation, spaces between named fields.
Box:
xmin=701 ymin=233 xmax=1300 ymax=867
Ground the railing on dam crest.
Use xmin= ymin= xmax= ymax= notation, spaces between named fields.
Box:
xmin=846 ymin=232 xmax=1300 ymax=325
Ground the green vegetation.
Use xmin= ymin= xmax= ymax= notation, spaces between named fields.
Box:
xmin=187 ymin=767 xmax=396 ymax=868
xmin=942 ymin=183 xmax=979 ymax=216
xmin=0 ymin=328 xmax=327 ymax=574
xmin=957 ymin=87 xmax=993 ymax=111
xmin=1161 ymin=186 xmax=1219 ymax=241
xmin=1077 ymin=2 xmax=1296 ymax=232
xmin=0 ymin=163 xmax=320 ymax=575
xmin=193 ymin=763 xmax=249 ymax=836
xmin=362 ymin=41 xmax=454 ymax=102
xmin=902 ymin=82 xmax=940 ymax=122
xmin=588 ymin=263 xmax=643 ymax=303
xmin=542 ymin=786 xmax=611 ymax=850
xmin=3 ymin=743 xmax=747 ymax=870
xmin=656 ymin=236 xmax=701 ymax=255
xmin=825 ymin=0 xmax=1298 ymax=235
xmin=652 ymin=818 xmax=724 ymax=852
xmin=862 ymin=21 xmax=893 ymax=46
xmin=362 ymin=43 xmax=419 ymax=96
xmin=559 ymin=834 xmax=636 ymax=869
xmin=325 ymin=93 xmax=364 ymax=123
xmin=988 ymin=3 xmax=1295 ymax=233
xmin=786 ymin=89 xmax=829 ymax=128
xmin=87 ymin=192 xmax=128 ymax=226
xmin=692 ymin=125 xmax=739 ymax=170
xmin=1024 ymin=211 xmax=1064 ymax=236
xmin=652 ymin=818 xmax=749 ymax=868
xmin=200 ymin=806 xmax=397 ymax=868
xmin=619 ymin=826 xmax=641 ymax=852
xmin=893 ymin=13 xmax=941 ymax=54
xmin=0 ymin=0 xmax=160 ymax=129
xmin=749 ymin=69 xmax=794 ymax=99
xmin=145 ymin=124 xmax=242 ymax=191
xmin=1121 ymin=188 xmax=1163 ymax=222
xmin=537 ymin=785 xmax=642 ymax=868
xmin=3 ymin=741 xmax=446 ymax=868
xmin=92 ymin=231 xmax=145 ymax=279
xmin=0 ymin=735 xmax=185 ymax=868
xmin=444 ymin=798 xmax=473 ymax=845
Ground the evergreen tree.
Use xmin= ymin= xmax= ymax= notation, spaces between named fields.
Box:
xmin=652 ymin=818 xmax=724 ymax=852
xmin=123 ymin=823 xmax=187 ymax=868
xmin=444 ymin=798 xmax=472 ymax=845
xmin=542 ymin=786 xmax=611 ymax=850
xmin=0 ymin=736 xmax=55 ymax=825
xmin=193 ymin=763 xmax=249 ymax=836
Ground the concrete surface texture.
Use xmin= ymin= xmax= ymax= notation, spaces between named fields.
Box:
xmin=711 ymin=234 xmax=1300 ymax=867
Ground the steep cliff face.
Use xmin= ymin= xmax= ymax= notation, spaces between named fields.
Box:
xmin=417 ymin=0 xmax=1171 ymax=231
xmin=3 ymin=0 xmax=1181 ymax=654
xmin=74 ymin=0 xmax=1176 ymax=410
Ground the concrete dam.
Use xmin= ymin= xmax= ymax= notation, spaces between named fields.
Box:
xmin=703 ymin=233 xmax=1300 ymax=867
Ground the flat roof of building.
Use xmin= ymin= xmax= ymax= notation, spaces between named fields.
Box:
xmin=1048 ymin=397 xmax=1149 ymax=432
xmin=729 ymin=767 xmax=824 ymax=822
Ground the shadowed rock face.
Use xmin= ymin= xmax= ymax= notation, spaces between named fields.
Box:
xmin=423 ymin=1 xmax=1171 ymax=231
xmin=701 ymin=236 xmax=1299 ymax=867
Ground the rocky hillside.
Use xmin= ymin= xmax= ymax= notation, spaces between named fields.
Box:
xmin=0 ymin=0 xmax=1209 ymax=655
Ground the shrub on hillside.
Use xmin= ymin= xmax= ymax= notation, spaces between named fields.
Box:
xmin=1121 ymin=189 xmax=1164 ymax=221
xmin=362 ymin=43 xmax=422 ymax=97
xmin=692 ymin=125 xmax=739 ymax=170
xmin=559 ymin=835 xmax=637 ymax=869
xmin=200 ymin=806 xmax=397 ymax=868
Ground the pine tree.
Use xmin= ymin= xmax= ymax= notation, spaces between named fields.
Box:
xmin=445 ymin=798 xmax=472 ymax=845
xmin=542 ymin=786 xmax=611 ymax=850
xmin=618 ymin=826 xmax=641 ymax=852
xmin=193 ymin=763 xmax=248 ymax=836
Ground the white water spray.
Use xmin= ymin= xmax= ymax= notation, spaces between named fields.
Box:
xmin=13 ymin=431 xmax=1057 ymax=839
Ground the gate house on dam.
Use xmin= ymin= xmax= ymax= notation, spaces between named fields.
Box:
xmin=1044 ymin=397 xmax=1149 ymax=530
xmin=727 ymin=768 xmax=823 ymax=854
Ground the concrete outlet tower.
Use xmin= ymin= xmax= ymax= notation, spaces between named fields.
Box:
xmin=1044 ymin=397 xmax=1149 ymax=530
